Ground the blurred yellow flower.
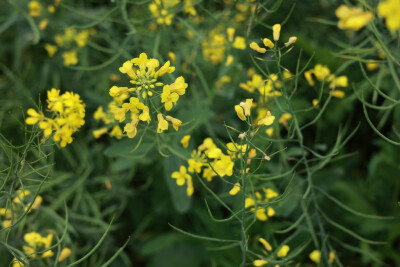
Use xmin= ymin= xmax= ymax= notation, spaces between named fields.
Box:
xmin=29 ymin=1 xmax=42 ymax=17
xmin=257 ymin=111 xmax=275 ymax=126
xmin=181 ymin=135 xmax=191 ymax=148
xmin=253 ymin=259 xmax=268 ymax=266
xmin=58 ymin=248 xmax=71 ymax=262
xmin=335 ymin=5 xmax=374 ymax=31
xmin=378 ymin=0 xmax=400 ymax=31
xmin=277 ymin=245 xmax=290 ymax=257
xmin=250 ymin=42 xmax=266 ymax=53
xmin=309 ymin=250 xmax=321 ymax=263
xmin=232 ymin=36 xmax=246 ymax=50
xmin=62 ymin=50 xmax=78 ymax=66
xmin=272 ymin=24 xmax=281 ymax=41
xmin=263 ymin=38 xmax=274 ymax=48
xmin=258 ymin=238 xmax=272 ymax=251
xmin=229 ymin=183 xmax=241 ymax=195
xmin=157 ymin=114 xmax=168 ymax=133
xmin=44 ymin=44 xmax=58 ymax=57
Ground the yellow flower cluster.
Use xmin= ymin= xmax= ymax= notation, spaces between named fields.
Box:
xmin=172 ymin=138 xmax=236 ymax=196
xmin=245 ymin=188 xmax=278 ymax=221
xmin=92 ymin=94 xmax=127 ymax=139
xmin=309 ymin=249 xmax=335 ymax=264
xmin=240 ymin=73 xmax=283 ymax=98
xmin=108 ymin=53 xmax=187 ymax=139
xmin=28 ymin=0 xmax=61 ymax=30
xmin=26 ymin=89 xmax=86 ymax=147
xmin=335 ymin=5 xmax=374 ymax=31
xmin=202 ymin=27 xmax=246 ymax=64
xmin=235 ymin=99 xmax=276 ymax=128
xmin=148 ymin=0 xmax=197 ymax=26
xmin=304 ymin=64 xmax=348 ymax=98
xmin=378 ymin=0 xmax=400 ymax=31
xmin=1 ymin=190 xmax=43 ymax=229
xmin=253 ymin=238 xmax=290 ymax=266
xmin=44 ymin=27 xmax=93 ymax=66
xmin=21 ymin=232 xmax=71 ymax=262
xmin=28 ymin=1 xmax=42 ymax=17
xmin=250 ymin=24 xmax=297 ymax=54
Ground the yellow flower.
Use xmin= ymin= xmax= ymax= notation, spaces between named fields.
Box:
xmin=186 ymin=176 xmax=194 ymax=196
xmin=119 ymin=61 xmax=137 ymax=80
xmin=267 ymin=206 xmax=275 ymax=217
xmin=232 ymin=36 xmax=246 ymax=50
xmin=225 ymin=55 xmax=234 ymax=66
xmin=254 ymin=208 xmax=267 ymax=221
xmin=278 ymin=113 xmax=292 ymax=127
xmin=2 ymin=220 xmax=11 ymax=228
xmin=309 ymin=250 xmax=321 ymax=263
xmin=13 ymin=189 xmax=31 ymax=204
xmin=330 ymin=90 xmax=345 ymax=98
xmin=227 ymin=27 xmax=235 ymax=42
xmin=29 ymin=1 xmax=42 ymax=17
xmin=329 ymin=251 xmax=335 ymax=263
xmin=39 ymin=19 xmax=48 ymax=30
xmin=44 ymin=44 xmax=58 ymax=58
xmin=24 ymin=232 xmax=43 ymax=247
xmin=335 ymin=5 xmax=374 ymax=31
xmin=250 ymin=42 xmax=266 ymax=53
xmin=74 ymin=30 xmax=90 ymax=47
xmin=93 ymin=128 xmax=108 ymax=139
xmin=263 ymin=188 xmax=279 ymax=200
xmin=124 ymin=119 xmax=139 ymax=138
xmin=188 ymin=156 xmax=204 ymax=174
xmin=284 ymin=36 xmax=297 ymax=47
xmin=312 ymin=99 xmax=319 ymax=108
xmin=161 ymin=85 xmax=179 ymax=111
xmin=245 ymin=197 xmax=255 ymax=208
xmin=329 ymin=75 xmax=348 ymax=89
xmin=229 ymin=183 xmax=241 ymax=195
xmin=262 ymin=38 xmax=274 ymax=49
xmin=26 ymin=109 xmax=44 ymax=125
xmin=166 ymin=116 xmax=182 ymax=131
xmin=31 ymin=195 xmax=43 ymax=210
xmin=235 ymin=105 xmax=247 ymax=121
xmin=304 ymin=70 xmax=315 ymax=86
xmin=258 ymin=111 xmax=275 ymax=126
xmin=313 ymin=64 xmax=331 ymax=81
xmin=26 ymin=90 xmax=86 ymax=147
xmin=202 ymin=32 xmax=227 ymax=63
xmin=12 ymin=258 xmax=25 ymax=267
xmin=266 ymin=127 xmax=274 ymax=136
xmin=277 ymin=245 xmax=290 ymax=257
xmin=42 ymin=250 xmax=54 ymax=258
xmin=157 ymin=114 xmax=169 ymax=133
xmin=58 ymin=248 xmax=71 ymax=262
xmin=211 ymin=155 xmax=234 ymax=177
xmin=170 ymin=76 xmax=188 ymax=95
xmin=62 ymin=50 xmax=78 ymax=66
xmin=366 ymin=60 xmax=379 ymax=72
xmin=253 ymin=259 xmax=268 ymax=266
xmin=171 ymin=166 xmax=191 ymax=186
xmin=168 ymin=51 xmax=176 ymax=63
xmin=378 ymin=0 xmax=400 ymax=31
xmin=181 ymin=135 xmax=190 ymax=148
xmin=110 ymin=125 xmax=123 ymax=139
xmin=258 ymin=238 xmax=272 ymax=251
xmin=272 ymin=24 xmax=281 ymax=41
xmin=48 ymin=5 xmax=55 ymax=13
xmin=199 ymin=167 xmax=213 ymax=181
